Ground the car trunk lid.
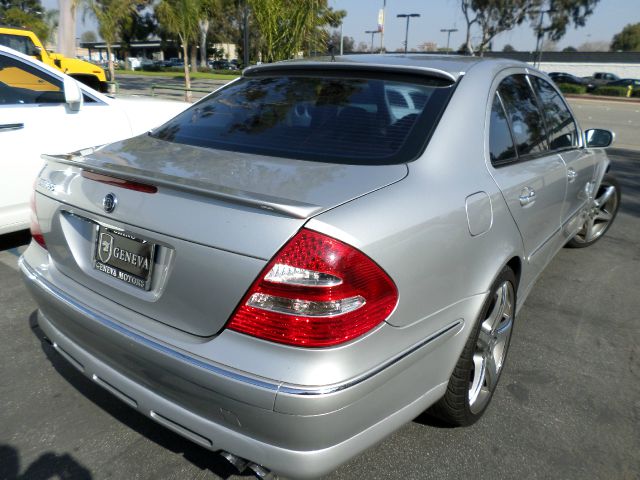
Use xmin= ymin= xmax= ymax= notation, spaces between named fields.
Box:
xmin=36 ymin=135 xmax=407 ymax=336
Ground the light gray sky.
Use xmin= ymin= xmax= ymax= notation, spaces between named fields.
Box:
xmin=43 ymin=0 xmax=637 ymax=51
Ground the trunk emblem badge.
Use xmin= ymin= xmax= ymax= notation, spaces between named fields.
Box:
xmin=98 ymin=233 xmax=114 ymax=263
xmin=102 ymin=193 xmax=117 ymax=213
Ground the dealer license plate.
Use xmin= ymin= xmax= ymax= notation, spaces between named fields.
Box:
xmin=94 ymin=225 xmax=155 ymax=290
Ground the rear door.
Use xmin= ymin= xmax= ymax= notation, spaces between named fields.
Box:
xmin=530 ymin=75 xmax=595 ymax=237
xmin=487 ymin=73 xmax=567 ymax=276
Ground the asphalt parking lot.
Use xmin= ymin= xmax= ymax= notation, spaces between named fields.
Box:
xmin=1 ymin=147 xmax=638 ymax=480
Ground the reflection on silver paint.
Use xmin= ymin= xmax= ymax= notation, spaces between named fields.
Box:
xmin=20 ymin=257 xmax=462 ymax=397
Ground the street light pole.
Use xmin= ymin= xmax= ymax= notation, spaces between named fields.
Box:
xmin=440 ymin=28 xmax=458 ymax=52
xmin=365 ymin=30 xmax=379 ymax=53
xmin=380 ymin=0 xmax=386 ymax=53
xmin=397 ymin=13 xmax=420 ymax=55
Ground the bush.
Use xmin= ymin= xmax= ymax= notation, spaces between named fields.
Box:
xmin=591 ymin=86 xmax=629 ymax=97
xmin=632 ymin=89 xmax=640 ymax=98
xmin=557 ymin=83 xmax=586 ymax=94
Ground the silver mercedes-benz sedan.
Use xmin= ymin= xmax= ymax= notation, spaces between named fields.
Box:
xmin=20 ymin=55 xmax=620 ymax=478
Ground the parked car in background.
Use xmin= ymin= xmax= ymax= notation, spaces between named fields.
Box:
xmin=605 ymin=78 xmax=640 ymax=89
xmin=209 ymin=60 xmax=238 ymax=70
xmin=583 ymin=71 xmax=621 ymax=92
xmin=0 ymin=45 xmax=188 ymax=235
xmin=548 ymin=72 xmax=590 ymax=88
xmin=21 ymin=55 xmax=619 ymax=479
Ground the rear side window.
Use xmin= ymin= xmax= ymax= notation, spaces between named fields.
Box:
xmin=489 ymin=94 xmax=516 ymax=165
xmin=531 ymin=76 xmax=578 ymax=151
xmin=152 ymin=73 xmax=455 ymax=165
xmin=497 ymin=75 xmax=548 ymax=157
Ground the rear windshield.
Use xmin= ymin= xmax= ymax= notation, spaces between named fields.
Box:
xmin=151 ymin=73 xmax=455 ymax=164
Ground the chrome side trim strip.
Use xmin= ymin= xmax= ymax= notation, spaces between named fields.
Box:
xmin=20 ymin=256 xmax=463 ymax=397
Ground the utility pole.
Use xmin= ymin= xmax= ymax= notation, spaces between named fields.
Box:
xmin=397 ymin=13 xmax=420 ymax=55
xmin=379 ymin=0 xmax=386 ymax=53
xmin=365 ymin=30 xmax=380 ymax=53
xmin=243 ymin=0 xmax=249 ymax=67
xmin=339 ymin=22 xmax=344 ymax=56
xmin=440 ymin=28 xmax=458 ymax=52
xmin=534 ymin=8 xmax=555 ymax=68
xmin=58 ymin=0 xmax=76 ymax=57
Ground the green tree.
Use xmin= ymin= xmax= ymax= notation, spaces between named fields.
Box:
xmin=502 ymin=43 xmax=515 ymax=52
xmin=461 ymin=0 xmax=531 ymax=56
xmin=248 ymin=0 xmax=345 ymax=62
xmin=0 ymin=0 xmax=51 ymax=40
xmin=156 ymin=0 xmax=199 ymax=101
xmin=80 ymin=30 xmax=97 ymax=43
xmin=532 ymin=0 xmax=600 ymax=42
xmin=83 ymin=0 xmax=143 ymax=82
xmin=611 ymin=23 xmax=640 ymax=51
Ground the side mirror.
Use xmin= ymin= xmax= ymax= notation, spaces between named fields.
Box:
xmin=584 ymin=128 xmax=614 ymax=148
xmin=63 ymin=76 xmax=83 ymax=111
xmin=30 ymin=46 xmax=42 ymax=60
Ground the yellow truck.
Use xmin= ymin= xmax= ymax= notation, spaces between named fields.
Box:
xmin=0 ymin=26 xmax=108 ymax=92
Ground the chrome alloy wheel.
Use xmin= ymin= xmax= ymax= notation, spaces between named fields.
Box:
xmin=573 ymin=182 xmax=619 ymax=244
xmin=468 ymin=281 xmax=514 ymax=414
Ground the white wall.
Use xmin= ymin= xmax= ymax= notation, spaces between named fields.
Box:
xmin=534 ymin=62 xmax=640 ymax=78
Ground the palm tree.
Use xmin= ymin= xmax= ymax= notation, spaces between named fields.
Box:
xmin=83 ymin=0 xmax=141 ymax=83
xmin=157 ymin=0 xmax=200 ymax=101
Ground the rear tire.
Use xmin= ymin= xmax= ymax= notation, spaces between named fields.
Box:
xmin=430 ymin=266 xmax=516 ymax=426
xmin=566 ymin=174 xmax=620 ymax=248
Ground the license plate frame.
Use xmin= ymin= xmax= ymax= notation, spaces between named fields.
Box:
xmin=93 ymin=224 xmax=156 ymax=291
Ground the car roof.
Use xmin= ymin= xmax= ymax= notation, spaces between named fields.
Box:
xmin=245 ymin=54 xmax=527 ymax=82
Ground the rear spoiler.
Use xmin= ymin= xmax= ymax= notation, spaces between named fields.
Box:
xmin=41 ymin=152 xmax=323 ymax=219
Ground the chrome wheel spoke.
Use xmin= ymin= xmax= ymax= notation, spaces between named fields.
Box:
xmin=595 ymin=186 xmax=615 ymax=208
xmin=484 ymin=352 xmax=499 ymax=391
xmin=484 ymin=284 xmax=507 ymax=333
xmin=468 ymin=280 xmax=515 ymax=414
xmin=584 ymin=217 xmax=596 ymax=243
xmin=595 ymin=209 xmax=612 ymax=222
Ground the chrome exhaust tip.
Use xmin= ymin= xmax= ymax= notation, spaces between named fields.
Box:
xmin=219 ymin=451 xmax=249 ymax=473
xmin=248 ymin=462 xmax=277 ymax=479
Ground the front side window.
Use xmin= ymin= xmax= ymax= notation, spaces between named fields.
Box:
xmin=0 ymin=34 xmax=37 ymax=56
xmin=497 ymin=75 xmax=548 ymax=157
xmin=0 ymin=53 xmax=64 ymax=105
xmin=489 ymin=94 xmax=517 ymax=166
xmin=152 ymin=73 xmax=455 ymax=165
xmin=531 ymin=76 xmax=578 ymax=150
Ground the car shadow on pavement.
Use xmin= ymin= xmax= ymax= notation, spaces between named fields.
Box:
xmin=0 ymin=230 xmax=30 ymax=252
xmin=0 ymin=443 xmax=92 ymax=480
xmin=27 ymin=311 xmax=252 ymax=479
xmin=609 ymin=148 xmax=640 ymax=219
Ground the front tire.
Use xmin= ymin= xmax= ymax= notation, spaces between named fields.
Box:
xmin=566 ymin=173 xmax=620 ymax=248
xmin=430 ymin=266 xmax=516 ymax=426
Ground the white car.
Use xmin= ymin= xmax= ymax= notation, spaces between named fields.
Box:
xmin=0 ymin=45 xmax=189 ymax=235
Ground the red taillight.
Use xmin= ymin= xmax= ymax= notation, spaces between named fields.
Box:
xmin=81 ymin=170 xmax=158 ymax=193
xmin=227 ymin=228 xmax=398 ymax=347
xmin=30 ymin=185 xmax=46 ymax=250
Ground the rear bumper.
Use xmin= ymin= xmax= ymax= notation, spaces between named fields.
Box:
xmin=20 ymin=250 xmax=469 ymax=478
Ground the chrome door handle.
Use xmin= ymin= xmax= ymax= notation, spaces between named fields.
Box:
xmin=567 ymin=168 xmax=578 ymax=183
xmin=519 ymin=188 xmax=536 ymax=206
xmin=0 ymin=123 xmax=24 ymax=132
